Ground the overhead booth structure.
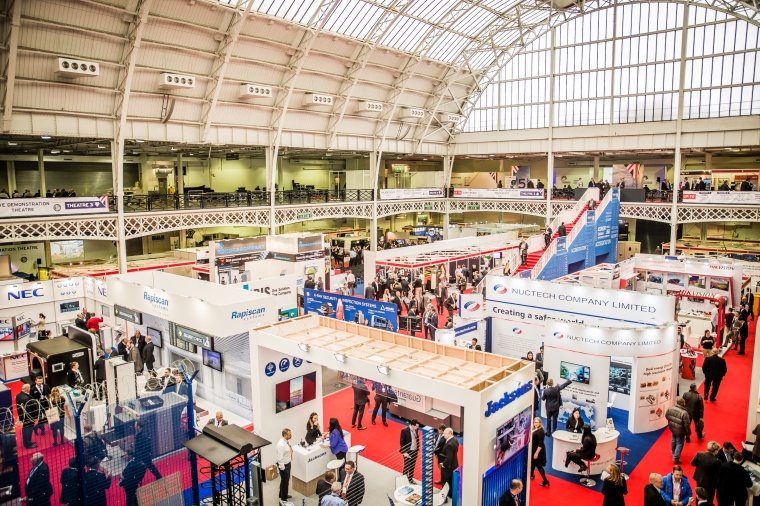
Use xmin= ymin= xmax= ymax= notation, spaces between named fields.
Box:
xmin=250 ymin=314 xmax=536 ymax=506
xmin=106 ymin=270 xmax=277 ymax=418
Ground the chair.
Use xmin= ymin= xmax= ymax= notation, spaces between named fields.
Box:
xmin=387 ymin=494 xmax=397 ymax=506
xmin=434 ymin=483 xmax=450 ymax=506
xmin=616 ymin=447 xmax=631 ymax=479
xmin=579 ymin=454 xmax=601 ymax=487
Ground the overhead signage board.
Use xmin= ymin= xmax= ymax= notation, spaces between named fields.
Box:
xmin=213 ymin=236 xmax=267 ymax=258
xmin=114 ymin=305 xmax=143 ymax=325
xmin=0 ymin=197 xmax=110 ymax=217
xmin=379 ymin=188 xmax=444 ymax=200
xmin=682 ymin=191 xmax=760 ymax=205
xmin=303 ymin=288 xmax=399 ymax=332
xmin=452 ymin=188 xmax=545 ymax=200
xmin=297 ymin=235 xmax=323 ymax=252
xmin=175 ymin=325 xmax=214 ymax=350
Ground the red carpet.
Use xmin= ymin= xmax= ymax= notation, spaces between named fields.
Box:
xmin=514 ymin=208 xmax=585 ymax=276
xmin=322 ymin=387 xmax=464 ymax=483
xmin=530 ymin=318 xmax=756 ymax=505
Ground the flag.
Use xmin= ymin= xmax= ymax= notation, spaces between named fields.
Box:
xmin=490 ymin=172 xmax=498 ymax=182
xmin=626 ymin=164 xmax=640 ymax=181
xmin=510 ymin=166 xmax=521 ymax=177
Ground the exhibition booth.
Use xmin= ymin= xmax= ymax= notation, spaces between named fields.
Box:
xmin=250 ymin=314 xmax=535 ymax=506
xmin=106 ymin=270 xmax=277 ymax=418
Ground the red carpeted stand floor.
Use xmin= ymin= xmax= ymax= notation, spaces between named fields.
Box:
xmin=530 ymin=318 xmax=756 ymax=505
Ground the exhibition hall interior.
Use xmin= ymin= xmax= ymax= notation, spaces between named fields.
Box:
xmin=0 ymin=0 xmax=759 ymax=505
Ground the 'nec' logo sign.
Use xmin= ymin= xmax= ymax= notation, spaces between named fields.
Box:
xmin=7 ymin=288 xmax=44 ymax=300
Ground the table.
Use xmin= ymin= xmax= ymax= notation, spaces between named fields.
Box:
xmin=291 ymin=430 xmax=351 ymax=496
xmin=394 ymin=484 xmax=447 ymax=506
xmin=551 ymin=428 xmax=620 ymax=476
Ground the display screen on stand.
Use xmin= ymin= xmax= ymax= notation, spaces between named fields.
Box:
xmin=0 ymin=327 xmax=13 ymax=341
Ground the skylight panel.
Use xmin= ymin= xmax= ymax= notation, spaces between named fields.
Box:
xmin=381 ymin=15 xmax=430 ymax=52
xmin=325 ymin=0 xmax=384 ymax=39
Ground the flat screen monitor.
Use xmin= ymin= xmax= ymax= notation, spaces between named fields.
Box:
xmin=495 ymin=406 xmax=532 ymax=467
xmin=146 ymin=327 xmax=163 ymax=348
xmin=0 ymin=327 xmax=13 ymax=341
xmin=202 ymin=349 xmax=222 ymax=371
xmin=60 ymin=301 xmax=80 ymax=313
xmin=15 ymin=322 xmax=30 ymax=340
xmin=51 ymin=240 xmax=84 ymax=262
xmin=609 ymin=362 xmax=632 ymax=394
xmin=275 ymin=371 xmax=317 ymax=413
xmin=560 ymin=361 xmax=591 ymax=385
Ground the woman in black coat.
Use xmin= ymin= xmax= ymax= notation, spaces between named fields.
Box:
xmin=565 ymin=408 xmax=584 ymax=433
xmin=531 ymin=417 xmax=549 ymax=486
xmin=601 ymin=463 xmax=628 ymax=506
xmin=564 ymin=425 xmax=597 ymax=472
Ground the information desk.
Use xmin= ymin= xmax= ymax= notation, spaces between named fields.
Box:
xmin=677 ymin=314 xmax=711 ymax=348
xmin=291 ymin=430 xmax=351 ymax=496
xmin=551 ymin=428 xmax=620 ymax=476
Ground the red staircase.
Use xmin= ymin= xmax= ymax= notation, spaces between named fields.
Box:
xmin=513 ymin=211 xmax=585 ymax=275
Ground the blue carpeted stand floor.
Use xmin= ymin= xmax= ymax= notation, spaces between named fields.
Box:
xmin=538 ymin=407 xmax=665 ymax=492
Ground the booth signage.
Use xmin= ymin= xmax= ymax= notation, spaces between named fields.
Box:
xmin=304 ymin=288 xmax=399 ymax=332
xmin=484 ymin=382 xmax=531 ymax=418
xmin=175 ymin=325 xmax=213 ymax=350
xmin=114 ymin=305 xmax=142 ymax=325
xmin=545 ymin=322 xmax=677 ymax=357
xmin=297 ymin=212 xmax=313 ymax=220
xmin=379 ymin=188 xmax=444 ymax=200
xmin=455 ymin=321 xmax=478 ymax=337
xmin=265 ymin=362 xmax=276 ymax=377
xmin=452 ymin=188 xmax=545 ymax=200
xmin=297 ymin=236 xmax=323 ymax=252
xmin=682 ymin=191 xmax=760 ymax=205
xmin=214 ymin=236 xmax=267 ymax=257
xmin=0 ymin=196 xmax=109 ymax=217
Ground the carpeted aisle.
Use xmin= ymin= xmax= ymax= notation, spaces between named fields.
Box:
xmin=530 ymin=318 xmax=756 ymax=505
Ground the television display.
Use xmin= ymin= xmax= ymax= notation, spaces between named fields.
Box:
xmin=560 ymin=361 xmax=591 ymax=385
xmin=15 ymin=322 xmax=30 ymax=340
xmin=709 ymin=276 xmax=730 ymax=291
xmin=609 ymin=362 xmax=632 ymax=394
xmin=146 ymin=327 xmax=163 ymax=348
xmin=495 ymin=406 xmax=532 ymax=467
xmin=275 ymin=371 xmax=317 ymax=413
xmin=0 ymin=327 xmax=13 ymax=341
xmin=51 ymin=240 xmax=84 ymax=262
xmin=60 ymin=301 xmax=80 ymax=313
xmin=202 ymin=349 xmax=222 ymax=372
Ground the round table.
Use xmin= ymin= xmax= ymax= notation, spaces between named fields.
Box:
xmin=394 ymin=484 xmax=422 ymax=506
xmin=551 ymin=428 xmax=620 ymax=476
xmin=348 ymin=445 xmax=366 ymax=469
xmin=326 ymin=459 xmax=344 ymax=471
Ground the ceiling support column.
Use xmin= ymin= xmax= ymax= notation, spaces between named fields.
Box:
xmin=670 ymin=3 xmax=690 ymax=255
xmin=37 ymin=149 xmax=45 ymax=197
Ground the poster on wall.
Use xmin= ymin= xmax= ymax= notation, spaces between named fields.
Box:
xmin=0 ymin=242 xmax=45 ymax=273
xmin=682 ymin=191 xmax=760 ymax=205
xmin=379 ymin=188 xmax=444 ymax=200
xmin=631 ymin=352 xmax=675 ymax=433
xmin=612 ymin=164 xmax=643 ymax=189
xmin=303 ymin=288 xmax=399 ymax=331
xmin=495 ymin=406 xmax=532 ymax=467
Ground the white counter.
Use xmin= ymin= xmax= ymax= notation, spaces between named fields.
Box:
xmin=551 ymin=428 xmax=620 ymax=476
xmin=291 ymin=430 xmax=351 ymax=495
xmin=0 ymin=352 xmax=27 ymax=381
xmin=678 ymin=314 xmax=711 ymax=348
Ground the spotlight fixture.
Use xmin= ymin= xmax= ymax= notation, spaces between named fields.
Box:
xmin=334 ymin=353 xmax=346 ymax=363
xmin=298 ymin=343 xmax=310 ymax=352
xmin=377 ymin=365 xmax=390 ymax=375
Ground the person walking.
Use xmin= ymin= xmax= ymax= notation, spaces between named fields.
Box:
xmin=276 ymin=428 xmax=293 ymax=504
xmin=557 ymin=222 xmax=567 ymax=237
xmin=690 ymin=441 xmax=721 ymax=503
xmin=134 ymin=420 xmax=162 ymax=480
xmin=601 ymin=463 xmax=628 ymax=506
xmin=544 ymin=225 xmax=552 ymax=248
xmin=119 ymin=448 xmax=147 ymax=506
xmin=59 ymin=457 xmax=82 ymax=506
xmin=25 ymin=452 xmax=53 ymax=506
xmin=702 ymin=349 xmax=727 ymax=401
xmin=541 ymin=378 xmax=572 ymax=437
xmin=683 ymin=383 xmax=705 ymax=442
xmin=666 ymin=398 xmax=691 ymax=463
xmin=16 ymin=384 xmax=37 ymax=449
xmin=519 ymin=239 xmax=528 ymax=266
xmin=399 ymin=420 xmax=420 ymax=484
xmin=424 ymin=305 xmax=438 ymax=341
xmin=530 ymin=417 xmax=549 ymax=487
xmin=737 ymin=315 xmax=749 ymax=355
xmin=350 ymin=381 xmax=369 ymax=430
xmin=370 ymin=382 xmax=389 ymax=427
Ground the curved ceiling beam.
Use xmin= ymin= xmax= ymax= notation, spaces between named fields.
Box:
xmin=325 ymin=0 xmax=415 ymax=151
xmin=2 ymin=0 xmax=22 ymax=133
xmin=200 ymin=0 xmax=254 ymax=142
xmin=268 ymin=0 xmax=343 ymax=156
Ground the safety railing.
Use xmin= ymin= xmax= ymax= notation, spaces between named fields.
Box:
xmin=113 ymin=191 xmax=271 ymax=212
xmin=564 ymin=208 xmax=589 ymax=250
xmin=274 ymin=188 xmax=374 ymax=205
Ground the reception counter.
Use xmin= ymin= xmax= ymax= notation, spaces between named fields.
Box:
xmin=551 ymin=428 xmax=620 ymax=476
xmin=291 ymin=430 xmax=351 ymax=495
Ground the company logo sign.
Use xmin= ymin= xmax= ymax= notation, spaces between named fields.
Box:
xmin=512 ymin=327 xmax=523 ymax=334
xmin=493 ymin=284 xmax=508 ymax=294
xmin=7 ymin=288 xmax=44 ymax=300
xmin=293 ymin=357 xmax=303 ymax=368
xmin=265 ymin=362 xmax=276 ymax=377
xmin=230 ymin=307 xmax=266 ymax=321
xmin=279 ymin=358 xmax=290 ymax=372
xmin=484 ymin=382 xmax=532 ymax=418
xmin=144 ymin=291 xmax=169 ymax=312
xmin=682 ymin=193 xmax=696 ymax=200
xmin=463 ymin=301 xmax=481 ymax=312
xmin=553 ymin=332 xmax=564 ymax=339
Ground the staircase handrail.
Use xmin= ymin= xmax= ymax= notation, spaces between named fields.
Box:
xmin=530 ymin=188 xmax=600 ymax=279
xmin=593 ymin=186 xmax=616 ymax=221
xmin=565 ymin=207 xmax=589 ymax=248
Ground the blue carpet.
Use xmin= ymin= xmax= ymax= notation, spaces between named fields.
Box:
xmin=540 ymin=407 xmax=665 ymax=492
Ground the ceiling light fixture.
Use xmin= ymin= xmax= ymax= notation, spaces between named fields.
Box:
xmin=97 ymin=145 xmax=105 ymax=149
xmin=41 ymin=136 xmax=51 ymax=140
xmin=298 ymin=343 xmax=310 ymax=352
xmin=377 ymin=364 xmax=390 ymax=375
xmin=334 ymin=353 xmax=346 ymax=363
xmin=136 ymin=139 xmax=144 ymax=143
xmin=7 ymin=142 xmax=16 ymax=146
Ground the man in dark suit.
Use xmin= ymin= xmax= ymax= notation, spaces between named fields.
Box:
xmin=75 ymin=313 xmax=88 ymax=330
xmin=370 ymin=382 xmax=389 ymax=427
xmin=498 ymin=479 xmax=523 ymax=506
xmin=350 ymin=381 xmax=369 ymax=430
xmin=341 ymin=461 xmax=364 ymax=506
xmin=207 ymin=411 xmax=229 ymax=428
xmin=644 ymin=473 xmax=667 ymax=506
xmin=557 ymin=222 xmax=567 ymax=237
xmin=702 ymin=350 xmax=727 ymax=401
xmin=363 ymin=282 xmax=375 ymax=301
xmin=541 ymin=378 xmax=572 ymax=436
xmin=399 ymin=420 xmax=420 ymax=484
xmin=30 ymin=376 xmax=51 ymax=436
xmin=439 ymin=428 xmax=459 ymax=502
xmin=160 ymin=368 xmax=176 ymax=390
xmin=25 ymin=452 xmax=53 ymax=506
xmin=84 ymin=457 xmax=111 ymax=506
xmin=142 ymin=336 xmax=156 ymax=372
xmin=134 ymin=420 xmax=161 ymax=480
xmin=718 ymin=451 xmax=752 ymax=506
xmin=370 ymin=277 xmax=380 ymax=300
xmin=691 ymin=441 xmax=722 ymax=502
xmin=717 ymin=442 xmax=735 ymax=463
xmin=315 ymin=471 xmax=336 ymax=505
xmin=120 ymin=448 xmax=147 ymax=506
xmin=16 ymin=384 xmax=37 ymax=448
xmin=433 ymin=424 xmax=446 ymax=483
xmin=116 ymin=336 xmax=129 ymax=360
xmin=59 ymin=457 xmax=81 ymax=506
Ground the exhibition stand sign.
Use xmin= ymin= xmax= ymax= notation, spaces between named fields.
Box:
xmin=682 ymin=191 xmax=760 ymax=205
xmin=544 ymin=321 xmax=678 ymax=434
xmin=538 ymin=236 xmax=567 ymax=280
xmin=594 ymin=188 xmax=620 ymax=261
xmin=241 ymin=274 xmax=302 ymax=314
xmin=379 ymin=188 xmax=444 ymax=200
xmin=0 ymin=196 xmax=110 ymax=217
xmin=567 ymin=210 xmax=596 ymax=267
xmin=303 ymin=288 xmax=399 ymax=331
xmin=451 ymin=188 xmax=544 ymax=200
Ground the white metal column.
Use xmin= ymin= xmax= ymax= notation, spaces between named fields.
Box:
xmin=546 ymin=27 xmax=557 ymax=224
xmin=670 ymin=3 xmax=690 ymax=255
xmin=6 ymin=160 xmax=15 ymax=193
xmin=266 ymin=146 xmax=276 ymax=233
xmin=37 ymin=149 xmax=45 ymax=197
xmin=111 ymin=139 xmax=127 ymax=273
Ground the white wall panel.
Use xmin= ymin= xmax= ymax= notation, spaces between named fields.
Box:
xmin=138 ymin=46 xmax=214 ymax=76
xmin=351 ymin=82 xmax=390 ymax=101
xmin=358 ymin=66 xmax=396 ymax=87
xmin=284 ymin=110 xmax=331 ymax=132
xmin=311 ymin=38 xmax=356 ymax=59
xmin=241 ymin=19 xmax=301 ymax=47
xmin=211 ymin=103 xmax=270 ymax=128
xmin=291 ymin=75 xmax=341 ymax=95
xmin=336 ymin=116 xmax=378 ymax=137
xmin=301 ymin=54 xmax=349 ymax=77
xmin=8 ymin=112 xmax=113 ymax=137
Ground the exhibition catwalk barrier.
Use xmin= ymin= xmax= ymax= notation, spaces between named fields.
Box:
xmin=530 ymin=318 xmax=755 ymax=505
